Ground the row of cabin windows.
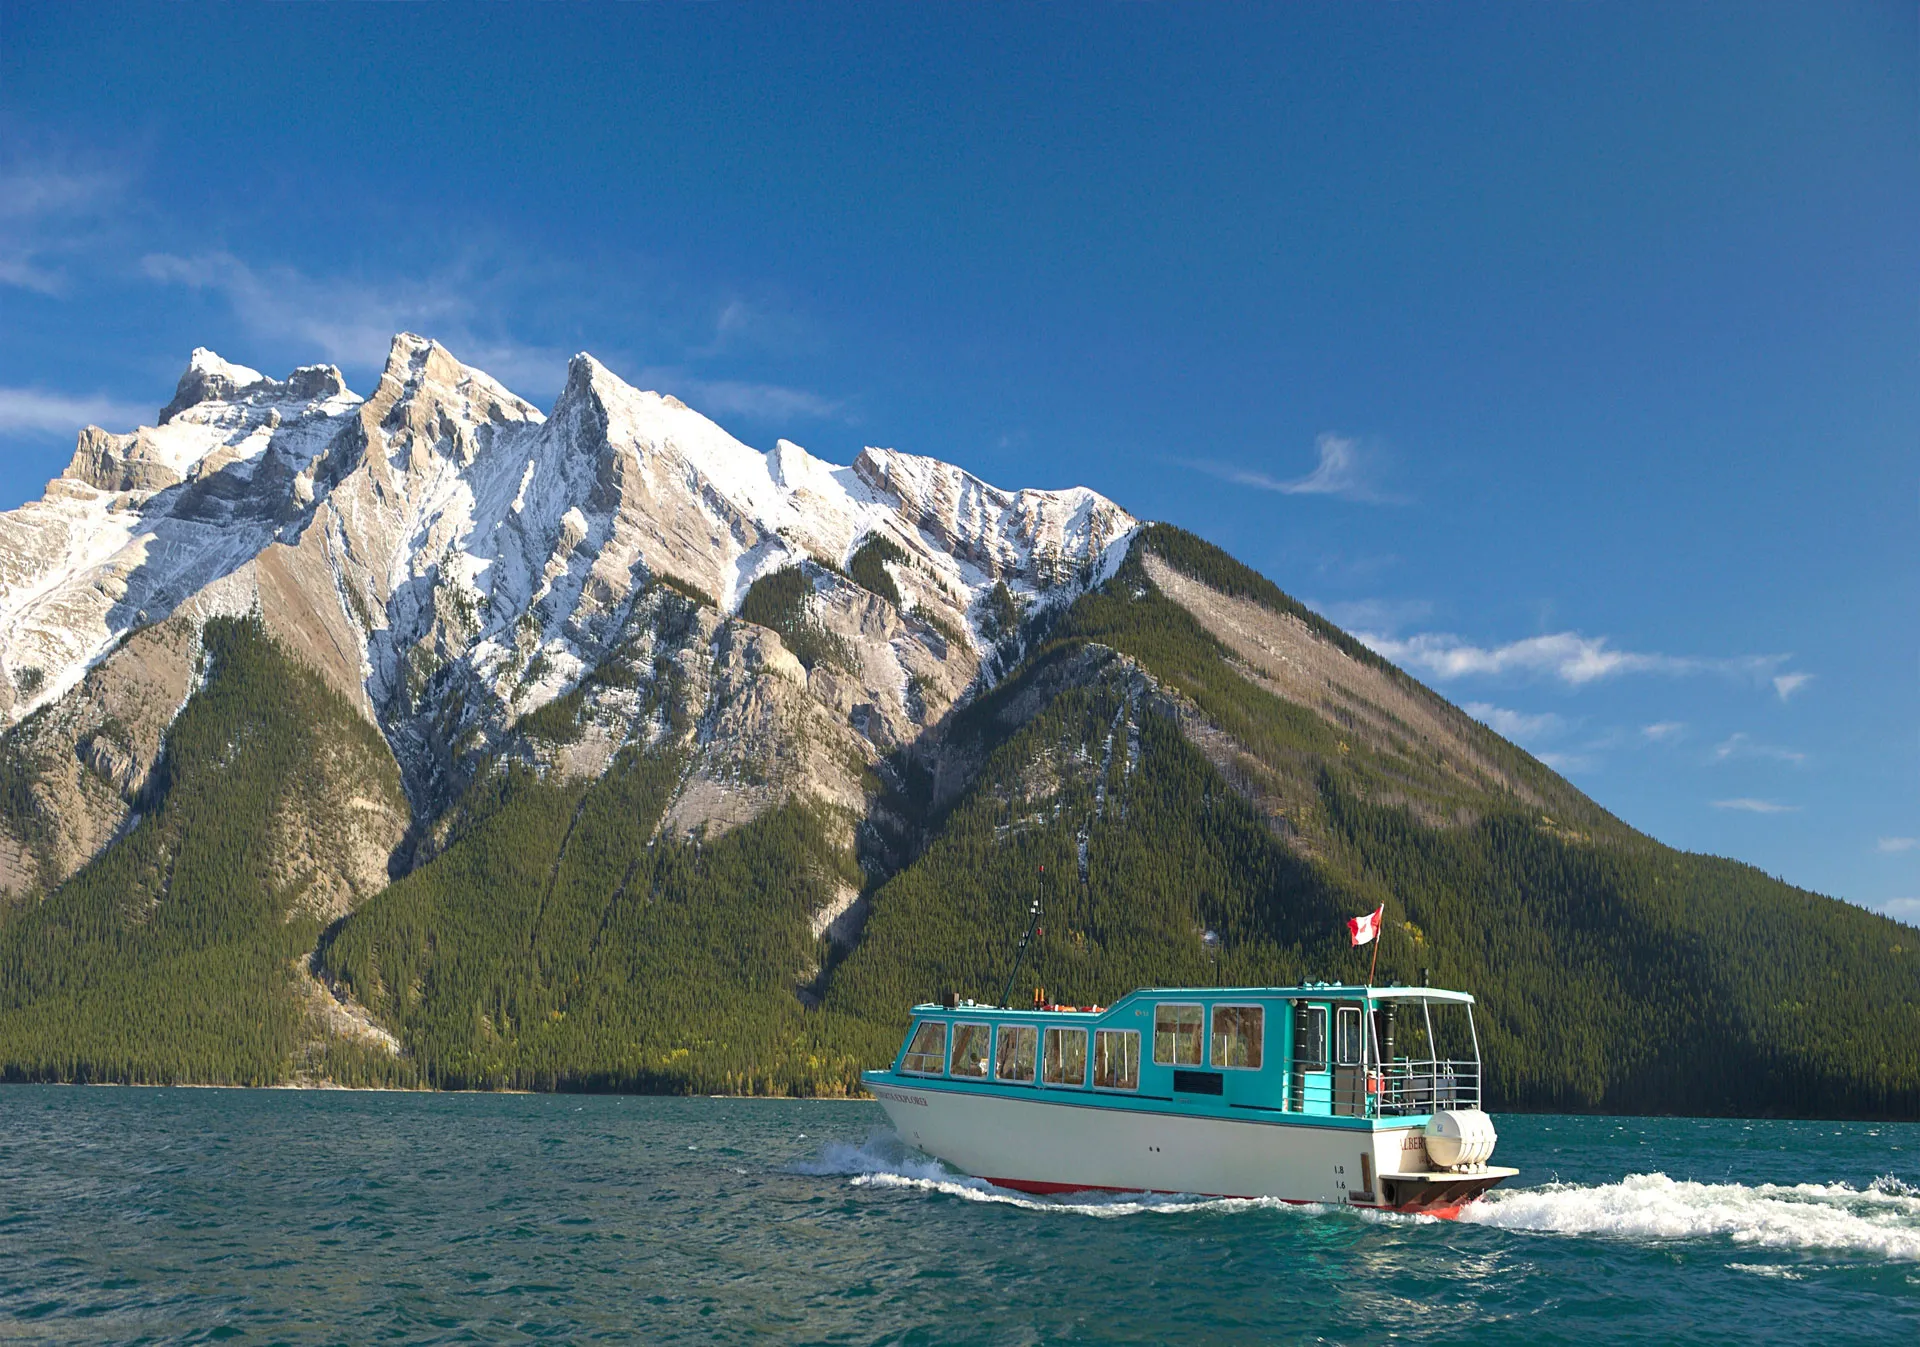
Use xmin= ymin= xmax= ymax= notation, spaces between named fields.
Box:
xmin=1152 ymin=1003 xmax=1264 ymax=1069
xmin=902 ymin=1002 xmax=1367 ymax=1082
xmin=900 ymin=1021 xmax=1141 ymax=1089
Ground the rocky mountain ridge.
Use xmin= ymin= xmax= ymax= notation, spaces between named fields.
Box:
xmin=0 ymin=335 xmax=1134 ymax=897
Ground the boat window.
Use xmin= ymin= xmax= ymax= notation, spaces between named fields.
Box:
xmin=1153 ymin=1004 xmax=1204 ymax=1066
xmin=1042 ymin=1027 xmax=1088 ymax=1086
xmin=901 ymin=1020 xmax=948 ymax=1075
xmin=1293 ymin=1003 xmax=1327 ymax=1072
xmin=950 ymin=1023 xmax=991 ymax=1078
xmin=1336 ymin=1005 xmax=1363 ymax=1067
xmin=1212 ymin=1005 xmax=1264 ymax=1069
xmin=1093 ymin=1029 xmax=1140 ymax=1090
xmin=995 ymin=1025 xmax=1037 ymax=1083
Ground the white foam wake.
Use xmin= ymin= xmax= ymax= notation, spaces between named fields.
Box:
xmin=1460 ymin=1172 xmax=1920 ymax=1261
xmin=793 ymin=1132 xmax=1328 ymax=1220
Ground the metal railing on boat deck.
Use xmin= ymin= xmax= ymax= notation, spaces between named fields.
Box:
xmin=1373 ymin=1060 xmax=1480 ymax=1116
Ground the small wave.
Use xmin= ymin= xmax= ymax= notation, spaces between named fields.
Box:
xmin=1461 ymin=1172 xmax=1920 ymax=1261
xmin=1725 ymin=1263 xmax=1805 ymax=1280
xmin=794 ymin=1132 xmax=1325 ymax=1220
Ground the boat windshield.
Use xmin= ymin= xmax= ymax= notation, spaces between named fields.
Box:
xmin=1371 ymin=997 xmax=1482 ymax=1115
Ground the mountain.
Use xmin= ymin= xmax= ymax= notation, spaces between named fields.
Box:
xmin=2 ymin=337 xmax=1913 ymax=1115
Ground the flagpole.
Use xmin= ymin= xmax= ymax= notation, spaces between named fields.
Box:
xmin=1367 ymin=915 xmax=1381 ymax=988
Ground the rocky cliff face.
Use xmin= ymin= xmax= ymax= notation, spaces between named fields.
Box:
xmin=0 ymin=334 xmax=1136 ymax=900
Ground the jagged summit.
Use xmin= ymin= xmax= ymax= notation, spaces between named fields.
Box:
xmin=158 ymin=348 xmax=267 ymax=422
xmin=157 ymin=347 xmax=355 ymax=426
xmin=0 ymin=333 xmax=1135 ymax=829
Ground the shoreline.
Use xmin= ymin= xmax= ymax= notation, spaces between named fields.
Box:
xmin=0 ymin=1078 xmax=878 ymax=1100
xmin=0 ymin=1079 xmax=1913 ymax=1122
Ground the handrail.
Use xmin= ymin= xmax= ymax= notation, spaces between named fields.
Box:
xmin=1371 ymin=1059 xmax=1480 ymax=1116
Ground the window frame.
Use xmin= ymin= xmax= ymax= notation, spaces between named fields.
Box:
xmin=1042 ymin=1025 xmax=1090 ymax=1088
xmin=994 ymin=1023 xmax=1039 ymax=1084
xmin=1335 ymin=1004 xmax=1364 ymax=1068
xmin=1209 ymin=1003 xmax=1266 ymax=1071
xmin=900 ymin=1019 xmax=949 ymax=1076
xmin=1294 ymin=1003 xmax=1329 ymax=1073
xmin=949 ymin=1021 xmax=992 ymax=1078
xmin=1153 ymin=1002 xmax=1206 ymax=1067
xmin=1093 ymin=1028 xmax=1141 ymax=1092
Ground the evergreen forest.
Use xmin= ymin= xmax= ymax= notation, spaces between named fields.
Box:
xmin=1 ymin=532 xmax=1914 ymax=1119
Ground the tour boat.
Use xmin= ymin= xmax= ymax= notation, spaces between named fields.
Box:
xmin=862 ymin=983 xmax=1516 ymax=1216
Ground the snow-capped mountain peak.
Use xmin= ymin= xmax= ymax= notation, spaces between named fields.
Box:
xmin=0 ymin=335 xmax=1137 ymax=821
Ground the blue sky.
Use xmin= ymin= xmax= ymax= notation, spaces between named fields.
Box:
xmin=2 ymin=3 xmax=1913 ymax=920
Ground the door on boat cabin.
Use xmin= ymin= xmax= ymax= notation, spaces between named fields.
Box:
xmin=1332 ymin=1002 xmax=1368 ymax=1117
xmin=1289 ymin=1001 xmax=1331 ymax=1114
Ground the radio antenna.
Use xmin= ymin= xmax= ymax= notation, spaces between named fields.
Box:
xmin=999 ymin=892 xmax=1044 ymax=1009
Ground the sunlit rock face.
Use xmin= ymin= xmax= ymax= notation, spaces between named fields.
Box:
xmin=0 ymin=333 xmax=1136 ymax=894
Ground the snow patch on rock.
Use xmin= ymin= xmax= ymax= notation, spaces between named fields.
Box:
xmin=1 ymin=333 xmax=1137 ymax=827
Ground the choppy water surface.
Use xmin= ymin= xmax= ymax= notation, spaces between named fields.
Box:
xmin=1 ymin=1088 xmax=1915 ymax=1344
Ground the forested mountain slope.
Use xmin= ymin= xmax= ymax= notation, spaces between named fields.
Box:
xmin=1 ymin=341 xmax=1912 ymax=1116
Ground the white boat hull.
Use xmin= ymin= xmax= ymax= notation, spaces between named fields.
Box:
xmin=867 ymin=1079 xmax=1513 ymax=1216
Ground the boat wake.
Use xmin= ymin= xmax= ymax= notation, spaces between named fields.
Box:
xmin=1460 ymin=1172 xmax=1920 ymax=1261
xmin=794 ymin=1132 xmax=1328 ymax=1220
xmin=797 ymin=1135 xmax=1920 ymax=1257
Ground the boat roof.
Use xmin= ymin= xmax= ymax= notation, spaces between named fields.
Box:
xmin=909 ymin=985 xmax=1476 ymax=1013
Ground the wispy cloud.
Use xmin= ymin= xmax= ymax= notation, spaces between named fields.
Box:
xmin=0 ymin=157 xmax=127 ymax=295
xmin=1463 ymin=702 xmax=1567 ymax=744
xmin=1310 ymin=596 xmax=1433 ymax=636
xmin=1877 ymin=837 xmax=1917 ymax=854
xmin=1712 ymin=732 xmax=1807 ymax=766
xmin=1310 ymin=553 xmax=1401 ymax=584
xmin=140 ymin=249 xmax=570 ymax=393
xmin=685 ymin=297 xmax=814 ymax=361
xmin=640 ymin=371 xmax=847 ymax=423
xmin=1537 ymin=751 xmax=1599 ymax=774
xmin=1641 ymin=720 xmax=1687 ymax=743
xmin=1877 ymin=897 xmax=1920 ymax=927
xmin=0 ymin=387 xmax=150 ymax=434
xmin=1191 ymin=433 xmax=1402 ymax=504
xmin=1712 ymin=798 xmax=1800 ymax=814
xmin=1772 ymin=672 xmax=1813 ymax=702
xmin=138 ymin=251 xmax=849 ymax=422
xmin=1358 ymin=629 xmax=1790 ymax=689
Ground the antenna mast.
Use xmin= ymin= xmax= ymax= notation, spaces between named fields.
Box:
xmin=999 ymin=897 xmax=1043 ymax=1009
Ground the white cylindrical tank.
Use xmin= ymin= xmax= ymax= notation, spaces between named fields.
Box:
xmin=1424 ymin=1109 xmax=1498 ymax=1170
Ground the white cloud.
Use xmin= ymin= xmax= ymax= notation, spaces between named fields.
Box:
xmin=1877 ymin=837 xmax=1917 ymax=854
xmin=1773 ymin=672 xmax=1813 ymax=701
xmin=1878 ymin=897 xmax=1920 ymax=927
xmin=1537 ymin=751 xmax=1599 ymax=774
xmin=1463 ymin=702 xmax=1567 ymax=744
xmin=1711 ymin=798 xmax=1800 ymax=814
xmin=1191 ymin=433 xmax=1401 ymax=504
xmin=0 ymin=387 xmax=150 ymax=435
xmin=1641 ymin=721 xmax=1686 ymax=743
xmin=1712 ymin=732 xmax=1807 ymax=766
xmin=1358 ymin=629 xmax=1789 ymax=688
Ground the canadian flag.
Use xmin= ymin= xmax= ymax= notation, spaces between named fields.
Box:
xmin=1348 ymin=905 xmax=1384 ymax=947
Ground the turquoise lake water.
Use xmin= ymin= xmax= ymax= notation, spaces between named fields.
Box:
xmin=1 ymin=1087 xmax=1915 ymax=1344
